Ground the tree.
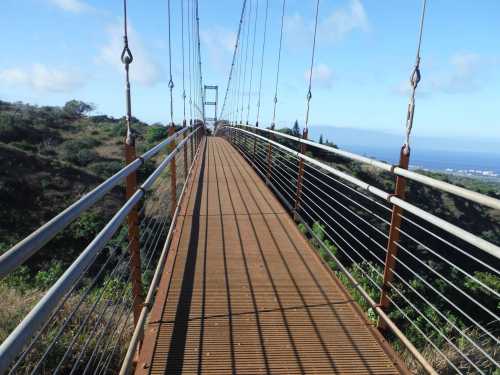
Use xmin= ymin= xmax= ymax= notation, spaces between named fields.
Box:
xmin=63 ymin=100 xmax=94 ymax=118
xmin=292 ymin=120 xmax=300 ymax=137
xmin=319 ymin=134 xmax=324 ymax=144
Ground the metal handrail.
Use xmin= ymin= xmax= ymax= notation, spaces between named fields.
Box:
xmin=224 ymin=126 xmax=500 ymax=260
xmin=0 ymin=129 xmax=199 ymax=373
xmin=234 ymin=123 xmax=500 ymax=211
xmin=0 ymin=127 xmax=190 ymax=279
xmin=119 ymin=135 xmax=204 ymax=375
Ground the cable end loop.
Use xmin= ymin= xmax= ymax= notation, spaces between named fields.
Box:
xmin=121 ymin=37 xmax=133 ymax=65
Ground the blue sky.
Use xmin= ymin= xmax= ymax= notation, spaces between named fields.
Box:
xmin=1 ymin=0 xmax=499 ymax=141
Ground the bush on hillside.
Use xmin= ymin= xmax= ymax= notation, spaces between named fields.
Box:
xmin=145 ymin=126 xmax=168 ymax=144
xmin=89 ymin=160 xmax=124 ymax=179
xmin=60 ymin=138 xmax=101 ymax=166
xmin=0 ymin=113 xmax=38 ymax=143
xmin=63 ymin=100 xmax=94 ymax=119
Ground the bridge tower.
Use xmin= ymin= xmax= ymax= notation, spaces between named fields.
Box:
xmin=203 ymin=85 xmax=218 ymax=127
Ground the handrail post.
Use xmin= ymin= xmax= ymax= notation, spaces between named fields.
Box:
xmin=124 ymin=137 xmax=143 ymax=326
xmin=190 ymin=120 xmax=194 ymax=162
xmin=195 ymin=123 xmax=199 ymax=150
xmin=252 ymin=122 xmax=258 ymax=162
xmin=378 ymin=147 xmax=410 ymax=331
xmin=198 ymin=124 xmax=201 ymax=148
xmin=266 ymin=124 xmax=275 ymax=184
xmin=183 ymin=120 xmax=188 ymax=181
xmin=293 ymin=128 xmax=308 ymax=220
xmin=168 ymin=124 xmax=177 ymax=218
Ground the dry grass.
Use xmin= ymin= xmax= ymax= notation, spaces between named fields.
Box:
xmin=401 ymin=329 xmax=500 ymax=374
xmin=0 ymin=283 xmax=134 ymax=374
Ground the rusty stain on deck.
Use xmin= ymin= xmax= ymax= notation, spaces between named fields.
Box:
xmin=136 ymin=137 xmax=407 ymax=374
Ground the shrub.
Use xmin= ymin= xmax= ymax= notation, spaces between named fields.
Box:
xmin=10 ymin=141 xmax=37 ymax=153
xmin=73 ymin=149 xmax=99 ymax=166
xmin=34 ymin=261 xmax=64 ymax=289
xmin=145 ymin=126 xmax=168 ymax=144
xmin=89 ymin=160 xmax=124 ymax=178
xmin=60 ymin=138 xmax=100 ymax=166
xmin=63 ymin=100 xmax=94 ymax=119
xmin=106 ymin=122 xmax=127 ymax=138
xmin=0 ymin=113 xmax=38 ymax=143
xmin=70 ymin=211 xmax=106 ymax=241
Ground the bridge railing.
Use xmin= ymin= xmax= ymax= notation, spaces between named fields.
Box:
xmin=0 ymin=125 xmax=205 ymax=374
xmin=219 ymin=124 xmax=500 ymax=375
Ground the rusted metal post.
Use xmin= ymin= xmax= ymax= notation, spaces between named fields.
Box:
xmin=252 ymin=122 xmax=258 ymax=162
xmin=189 ymin=120 xmax=194 ymax=162
xmin=194 ymin=123 xmax=198 ymax=150
xmin=266 ymin=124 xmax=274 ymax=184
xmin=120 ymin=2 xmax=143 ymax=327
xmin=168 ymin=124 xmax=177 ymax=218
xmin=197 ymin=125 xmax=200 ymax=149
xmin=293 ymin=128 xmax=308 ymax=220
xmin=124 ymin=138 xmax=143 ymax=326
xmin=378 ymin=147 xmax=410 ymax=331
xmin=197 ymin=124 xmax=201 ymax=149
xmin=183 ymin=120 xmax=188 ymax=181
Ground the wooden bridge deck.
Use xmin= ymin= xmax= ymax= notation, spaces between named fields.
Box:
xmin=136 ymin=137 xmax=406 ymax=375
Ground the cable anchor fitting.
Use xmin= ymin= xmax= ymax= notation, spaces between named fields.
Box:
xmin=121 ymin=37 xmax=134 ymax=65
xmin=410 ymin=60 xmax=421 ymax=90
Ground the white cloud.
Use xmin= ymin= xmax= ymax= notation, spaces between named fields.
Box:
xmin=392 ymin=52 xmax=496 ymax=97
xmin=320 ymin=0 xmax=369 ymax=42
xmin=98 ymin=22 xmax=163 ymax=86
xmin=0 ymin=64 xmax=84 ymax=92
xmin=306 ymin=64 xmax=334 ymax=89
xmin=201 ymin=26 xmax=236 ymax=72
xmin=48 ymin=0 xmax=92 ymax=13
xmin=284 ymin=13 xmax=310 ymax=48
xmin=285 ymin=0 xmax=368 ymax=47
xmin=429 ymin=52 xmax=485 ymax=94
xmin=451 ymin=52 xmax=481 ymax=74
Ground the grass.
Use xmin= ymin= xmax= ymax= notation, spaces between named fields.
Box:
xmin=0 ymin=281 xmax=134 ymax=374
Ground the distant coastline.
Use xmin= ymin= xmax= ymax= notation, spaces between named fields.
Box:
xmin=308 ymin=125 xmax=500 ymax=182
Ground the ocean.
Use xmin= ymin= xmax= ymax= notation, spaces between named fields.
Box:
xmin=306 ymin=126 xmax=499 ymax=180
xmin=341 ymin=144 xmax=500 ymax=179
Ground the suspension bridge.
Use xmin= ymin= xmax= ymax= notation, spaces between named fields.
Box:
xmin=0 ymin=0 xmax=499 ymax=374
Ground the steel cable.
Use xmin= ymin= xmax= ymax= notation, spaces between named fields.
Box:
xmin=255 ymin=0 xmax=269 ymax=126
xmin=167 ymin=0 xmax=175 ymax=125
xmin=246 ymin=0 xmax=259 ymax=124
xmin=220 ymin=0 xmax=248 ymax=119
xmin=304 ymin=0 xmax=320 ymax=131
xmin=181 ymin=0 xmax=186 ymax=121
xmin=271 ymin=0 xmax=286 ymax=127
